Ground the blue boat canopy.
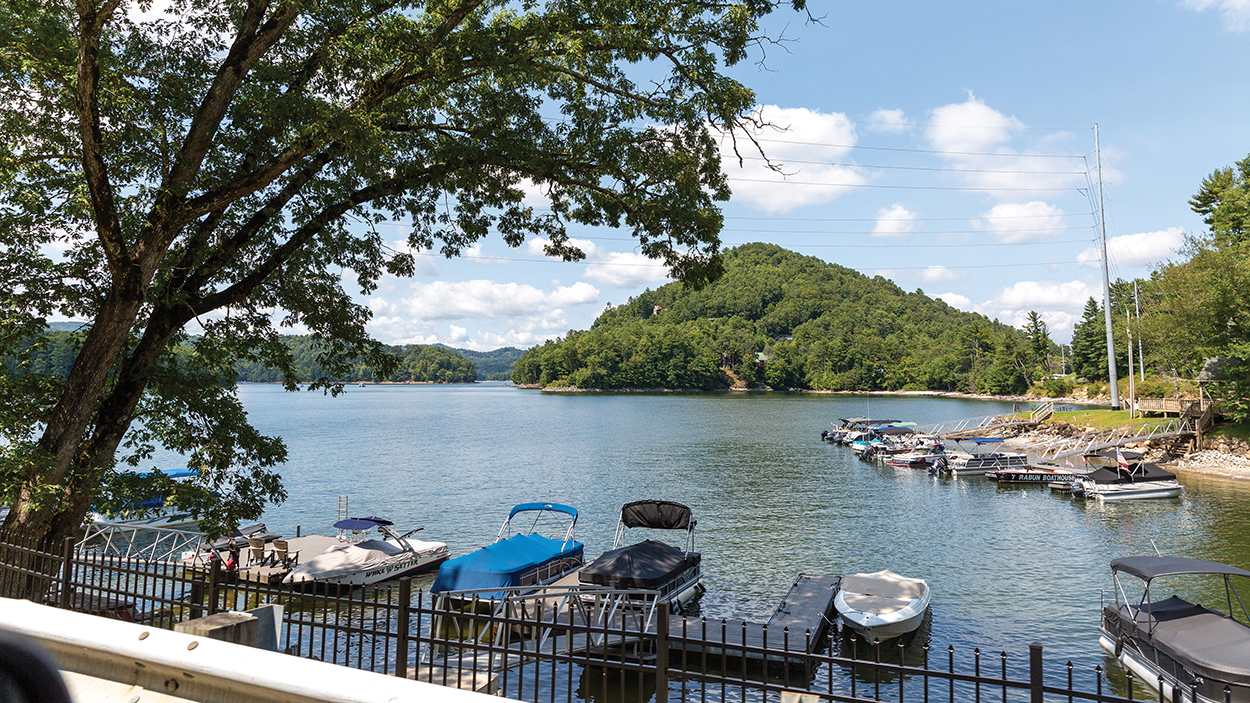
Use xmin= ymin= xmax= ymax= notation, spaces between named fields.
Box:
xmin=432 ymin=533 xmax=585 ymax=597
xmin=960 ymin=437 xmax=1004 ymax=444
xmin=333 ymin=516 xmax=394 ymax=530
xmin=508 ymin=502 xmax=578 ymax=520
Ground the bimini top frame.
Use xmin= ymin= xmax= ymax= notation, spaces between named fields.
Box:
xmin=613 ymin=500 xmax=696 ymax=555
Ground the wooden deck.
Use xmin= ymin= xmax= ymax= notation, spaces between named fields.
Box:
xmin=183 ymin=533 xmax=341 ymax=585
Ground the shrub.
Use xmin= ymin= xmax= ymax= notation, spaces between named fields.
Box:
xmin=1041 ymin=377 xmax=1074 ymax=398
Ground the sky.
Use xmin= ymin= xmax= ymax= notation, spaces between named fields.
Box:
xmin=119 ymin=1 xmax=1250 ymax=348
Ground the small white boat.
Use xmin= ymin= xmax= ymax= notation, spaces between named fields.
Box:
xmin=283 ymin=516 xmax=448 ymax=589
xmin=835 ymin=569 xmax=931 ymax=642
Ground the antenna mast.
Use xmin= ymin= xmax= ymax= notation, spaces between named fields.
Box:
xmin=1095 ymin=124 xmax=1120 ymax=409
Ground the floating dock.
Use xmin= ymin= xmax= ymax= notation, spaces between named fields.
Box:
xmin=183 ymin=534 xmax=342 ymax=585
xmin=667 ymin=573 xmax=840 ymax=668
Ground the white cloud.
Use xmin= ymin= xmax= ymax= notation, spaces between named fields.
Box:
xmin=528 ymin=236 xmax=671 ymax=288
xmin=583 ymin=252 xmax=671 ymax=288
xmin=973 ymin=202 xmax=1067 ymax=243
xmin=1076 ymin=227 xmax=1185 ymax=268
xmin=935 ymin=292 xmax=971 ymax=309
xmin=920 ymin=265 xmax=964 ymax=284
xmin=448 ymin=325 xmax=467 ymax=342
xmin=925 ymin=94 xmax=1086 ymax=196
xmin=390 ymin=238 xmax=442 ymax=276
xmin=972 ymin=280 xmax=1099 ymax=337
xmin=465 ymin=242 xmax=506 ymax=265
xmin=1182 ymin=0 xmax=1250 ymax=31
xmin=867 ymin=108 xmax=912 ymax=133
xmin=393 ymin=280 xmax=599 ymax=320
xmin=872 ymin=204 xmax=918 ymax=238
xmin=718 ymin=105 xmax=868 ymax=214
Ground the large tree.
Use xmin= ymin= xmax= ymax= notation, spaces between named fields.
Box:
xmin=0 ymin=0 xmax=808 ymax=546
xmin=1144 ymin=153 xmax=1250 ymax=419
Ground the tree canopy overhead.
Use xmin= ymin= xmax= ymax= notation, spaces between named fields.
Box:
xmin=0 ymin=0 xmax=808 ymax=543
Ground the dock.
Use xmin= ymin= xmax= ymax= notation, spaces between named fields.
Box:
xmin=667 ymin=573 xmax=840 ymax=668
xmin=183 ymin=533 xmax=341 ymax=585
xmin=422 ymin=572 xmax=841 ymax=689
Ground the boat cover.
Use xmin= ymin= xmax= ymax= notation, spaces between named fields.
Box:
xmin=1112 ymin=556 xmax=1250 ymax=581
xmin=334 ymin=516 xmax=393 ymax=530
xmin=874 ymin=427 xmax=914 ymax=436
xmin=621 ymin=501 xmax=695 ymax=530
xmin=1117 ymin=596 xmax=1250 ymax=685
xmin=286 ymin=541 xmax=395 ymax=582
xmin=579 ymin=540 xmax=700 ymax=589
xmin=842 ymin=571 xmax=928 ymax=600
xmin=1082 ymin=463 xmax=1176 ymax=485
xmin=432 ymin=533 xmax=584 ymax=595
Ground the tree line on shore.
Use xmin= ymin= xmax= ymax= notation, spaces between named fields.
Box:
xmin=5 ymin=333 xmax=508 ymax=385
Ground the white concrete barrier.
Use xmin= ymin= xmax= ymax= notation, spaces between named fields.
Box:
xmin=0 ymin=597 xmax=505 ymax=703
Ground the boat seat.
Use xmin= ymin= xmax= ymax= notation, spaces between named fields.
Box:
xmin=840 ymin=593 xmax=912 ymax=615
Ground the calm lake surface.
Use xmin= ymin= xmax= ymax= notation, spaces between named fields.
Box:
xmin=227 ymin=382 xmax=1250 ymax=672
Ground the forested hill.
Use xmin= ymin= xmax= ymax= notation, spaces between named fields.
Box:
xmin=512 ymin=243 xmax=1027 ymax=392
xmin=13 ymin=332 xmax=484 ymax=384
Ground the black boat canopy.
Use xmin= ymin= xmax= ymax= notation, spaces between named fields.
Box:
xmin=874 ymin=426 xmax=915 ymax=436
xmin=1111 ymin=556 xmax=1250 ymax=581
xmin=621 ymin=500 xmax=695 ymax=530
xmin=1082 ymin=462 xmax=1176 ymax=485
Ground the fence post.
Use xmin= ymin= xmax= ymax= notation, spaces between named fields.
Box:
xmin=1030 ymin=642 xmax=1043 ymax=703
xmin=208 ymin=558 xmax=221 ymax=615
xmin=656 ymin=601 xmax=669 ymax=703
xmin=396 ymin=578 xmax=411 ymax=679
xmin=59 ymin=537 xmax=74 ymax=611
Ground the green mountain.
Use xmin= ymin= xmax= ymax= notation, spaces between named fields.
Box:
xmin=436 ymin=345 xmax=523 ymax=380
xmin=512 ymin=243 xmax=1026 ymax=392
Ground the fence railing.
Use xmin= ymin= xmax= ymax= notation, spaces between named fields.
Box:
xmin=0 ymin=531 xmax=1151 ymax=703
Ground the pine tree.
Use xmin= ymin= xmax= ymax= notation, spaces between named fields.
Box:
xmin=1071 ymin=298 xmax=1108 ymax=381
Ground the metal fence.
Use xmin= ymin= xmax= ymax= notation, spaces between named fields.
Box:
xmin=0 ymin=531 xmax=1158 ymax=703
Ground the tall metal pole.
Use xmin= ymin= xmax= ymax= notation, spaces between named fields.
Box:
xmin=1095 ymin=124 xmax=1120 ymax=409
xmin=1135 ymin=281 xmax=1144 ymax=381
xmin=1125 ymin=308 xmax=1135 ymax=418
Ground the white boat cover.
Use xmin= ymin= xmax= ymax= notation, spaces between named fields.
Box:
xmin=841 ymin=570 xmax=928 ymax=614
xmin=287 ymin=538 xmax=445 ymax=583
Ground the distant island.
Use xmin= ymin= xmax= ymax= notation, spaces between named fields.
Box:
xmin=512 ymin=243 xmax=1039 ymax=394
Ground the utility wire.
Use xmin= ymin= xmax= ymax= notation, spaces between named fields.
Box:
xmin=726 ymin=176 xmax=1086 ymax=192
xmin=733 ymin=155 xmax=1087 ymax=175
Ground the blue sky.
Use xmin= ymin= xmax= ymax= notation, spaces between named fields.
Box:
xmin=246 ymin=2 xmax=1250 ymax=348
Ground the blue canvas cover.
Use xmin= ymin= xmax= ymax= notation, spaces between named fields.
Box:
xmin=432 ymin=533 xmax=584 ymax=597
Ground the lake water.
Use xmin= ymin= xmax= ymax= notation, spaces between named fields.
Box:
xmin=224 ymin=382 xmax=1250 ymax=672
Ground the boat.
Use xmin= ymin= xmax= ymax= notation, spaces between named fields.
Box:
xmin=432 ymin=502 xmax=584 ymax=599
xmin=90 ymin=468 xmax=201 ymax=529
xmin=1071 ymin=450 xmax=1182 ymax=501
xmin=887 ymin=449 xmax=945 ymax=468
xmin=283 ymin=516 xmax=449 ymax=588
xmin=822 ymin=417 xmax=901 ymax=444
xmin=931 ymin=438 xmax=1027 ymax=476
xmin=1099 ymin=556 xmax=1250 ymax=703
xmin=578 ymin=500 xmax=705 ymax=606
xmin=834 ymin=569 xmax=931 ymax=643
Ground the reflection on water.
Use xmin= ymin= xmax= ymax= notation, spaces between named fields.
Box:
xmin=175 ymin=384 xmax=1250 ymax=677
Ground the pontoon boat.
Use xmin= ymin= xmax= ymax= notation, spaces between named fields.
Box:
xmin=432 ymin=502 xmax=584 ymax=599
xmin=931 ymin=438 xmax=1027 ymax=476
xmin=578 ymin=500 xmax=704 ymax=606
xmin=1100 ymin=556 xmax=1250 ymax=703
xmin=1071 ymin=452 xmax=1182 ymax=501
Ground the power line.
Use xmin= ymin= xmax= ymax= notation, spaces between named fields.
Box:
xmin=415 ymin=250 xmax=1085 ymax=271
xmin=733 ymin=155 xmax=1087 ymax=175
xmin=726 ymin=176 xmax=1086 ymax=192
xmin=745 ymin=136 xmax=1088 ymax=159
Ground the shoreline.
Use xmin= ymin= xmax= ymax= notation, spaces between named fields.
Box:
xmin=525 ymin=384 xmax=1109 ymax=406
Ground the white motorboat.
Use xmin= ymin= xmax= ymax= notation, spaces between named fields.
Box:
xmin=1072 ymin=451 xmax=1182 ymax=501
xmin=283 ymin=516 xmax=448 ymax=589
xmin=835 ymin=569 xmax=931 ymax=642
xmin=1099 ymin=556 xmax=1250 ymax=703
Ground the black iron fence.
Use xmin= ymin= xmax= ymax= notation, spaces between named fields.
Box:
xmin=0 ymin=531 xmax=1158 ymax=703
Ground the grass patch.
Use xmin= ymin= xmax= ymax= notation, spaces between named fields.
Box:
xmin=1048 ymin=409 xmax=1135 ymax=430
xmin=1208 ymin=422 xmax=1250 ymax=442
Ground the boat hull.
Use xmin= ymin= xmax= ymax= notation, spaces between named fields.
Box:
xmin=285 ymin=539 xmax=450 ymax=589
xmin=1075 ymin=480 xmax=1183 ymax=501
xmin=991 ymin=469 xmax=1077 ymax=484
